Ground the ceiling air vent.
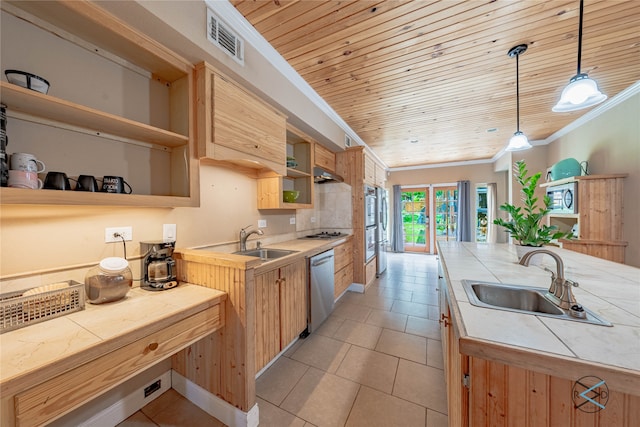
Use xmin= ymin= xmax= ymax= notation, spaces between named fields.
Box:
xmin=207 ymin=8 xmax=244 ymax=65
xmin=344 ymin=134 xmax=353 ymax=147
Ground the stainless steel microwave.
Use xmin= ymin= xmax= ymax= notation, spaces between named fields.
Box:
xmin=546 ymin=182 xmax=578 ymax=214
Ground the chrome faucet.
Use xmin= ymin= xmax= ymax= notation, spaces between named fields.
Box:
xmin=518 ymin=249 xmax=579 ymax=310
xmin=239 ymin=225 xmax=264 ymax=252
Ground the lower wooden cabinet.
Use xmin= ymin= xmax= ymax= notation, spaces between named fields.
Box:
xmin=334 ymin=238 xmax=353 ymax=300
xmin=254 ymin=258 xmax=307 ymax=372
xmin=12 ymin=305 xmax=223 ymax=427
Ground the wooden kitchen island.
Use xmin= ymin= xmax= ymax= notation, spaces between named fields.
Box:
xmin=437 ymin=242 xmax=640 ymax=426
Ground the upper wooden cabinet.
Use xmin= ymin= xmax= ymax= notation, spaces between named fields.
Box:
xmin=314 ymin=143 xmax=336 ymax=173
xmin=364 ymin=152 xmax=376 ymax=186
xmin=257 ymin=125 xmax=314 ymax=209
xmin=0 ymin=1 xmax=198 ymax=207
xmin=195 ymin=62 xmax=287 ymax=176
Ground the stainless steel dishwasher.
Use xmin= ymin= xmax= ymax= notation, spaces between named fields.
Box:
xmin=308 ymin=249 xmax=335 ymax=333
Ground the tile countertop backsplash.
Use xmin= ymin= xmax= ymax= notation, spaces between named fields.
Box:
xmin=438 ymin=242 xmax=640 ymax=372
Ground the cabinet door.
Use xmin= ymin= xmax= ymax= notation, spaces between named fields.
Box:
xmin=314 ymin=143 xmax=336 ymax=173
xmin=334 ymin=239 xmax=353 ymax=272
xmin=254 ymin=268 xmax=281 ymax=372
xmin=212 ymin=72 xmax=286 ymax=167
xmin=364 ymin=153 xmax=375 ymax=185
xmin=375 ymin=163 xmax=386 ymax=187
xmin=279 ymin=258 xmax=307 ymax=348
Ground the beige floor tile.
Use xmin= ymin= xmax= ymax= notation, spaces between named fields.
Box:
xmin=116 ymin=411 xmax=156 ymax=427
xmin=375 ymin=329 xmax=427 ymax=364
xmin=361 ymin=293 xmax=395 ymax=310
xmin=393 ymin=359 xmax=447 ymax=414
xmin=426 ymin=409 xmax=448 ymax=427
xmin=257 ymin=397 xmax=306 ymax=427
xmin=405 ymin=316 xmax=441 ymax=340
xmin=375 ymin=286 xmax=413 ymax=302
xmin=411 ymin=289 xmax=439 ymax=306
xmin=332 ymin=319 xmax=382 ymax=349
xmin=141 ymin=389 xmax=225 ymax=426
xmin=281 ymin=367 xmax=360 ymax=427
xmin=314 ymin=315 xmax=345 ymax=337
xmin=427 ymin=305 xmax=440 ymax=321
xmin=284 ymin=338 xmax=306 ymax=357
xmin=391 ymin=300 xmax=432 ymax=318
xmin=257 ymin=356 xmax=309 ymax=405
xmin=336 ymin=345 xmax=398 ymax=393
xmin=332 ymin=301 xmax=372 ymax=322
xmin=365 ymin=309 xmax=408 ymax=331
xmin=426 ymin=339 xmax=444 ymax=370
xmin=345 ymin=386 xmax=426 ymax=427
xmin=290 ymin=334 xmax=351 ymax=373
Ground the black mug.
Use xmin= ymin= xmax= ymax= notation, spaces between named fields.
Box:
xmin=102 ymin=175 xmax=132 ymax=194
xmin=75 ymin=174 xmax=99 ymax=192
xmin=43 ymin=171 xmax=71 ymax=190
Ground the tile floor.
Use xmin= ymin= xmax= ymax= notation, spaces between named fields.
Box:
xmin=119 ymin=252 xmax=447 ymax=427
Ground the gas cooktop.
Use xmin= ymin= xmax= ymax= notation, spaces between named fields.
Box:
xmin=304 ymin=231 xmax=347 ymax=239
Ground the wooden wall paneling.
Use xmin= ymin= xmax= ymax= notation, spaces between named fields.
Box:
xmin=172 ymin=254 xmax=256 ymax=411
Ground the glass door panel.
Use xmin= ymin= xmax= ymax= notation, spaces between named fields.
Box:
xmin=435 ymin=187 xmax=458 ymax=245
xmin=401 ymin=189 xmax=430 ymax=253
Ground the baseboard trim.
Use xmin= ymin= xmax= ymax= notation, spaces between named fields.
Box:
xmin=76 ymin=370 xmax=172 ymax=427
xmin=348 ymin=282 xmax=364 ymax=293
xmin=172 ymin=371 xmax=259 ymax=427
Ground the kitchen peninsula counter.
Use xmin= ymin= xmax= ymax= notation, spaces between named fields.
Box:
xmin=0 ymin=284 xmax=226 ymax=426
xmin=438 ymin=242 xmax=640 ymax=426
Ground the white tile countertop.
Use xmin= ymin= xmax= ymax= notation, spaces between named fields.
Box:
xmin=437 ymin=242 xmax=640 ymax=394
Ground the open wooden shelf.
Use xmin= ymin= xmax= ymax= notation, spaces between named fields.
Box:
xmin=0 ymin=82 xmax=188 ymax=148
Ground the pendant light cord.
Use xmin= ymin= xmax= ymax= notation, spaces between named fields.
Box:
xmin=516 ymin=52 xmax=520 ymax=133
xmin=577 ymin=0 xmax=584 ymax=75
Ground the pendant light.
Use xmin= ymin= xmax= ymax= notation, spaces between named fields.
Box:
xmin=552 ymin=0 xmax=606 ymax=112
xmin=505 ymin=44 xmax=531 ymax=152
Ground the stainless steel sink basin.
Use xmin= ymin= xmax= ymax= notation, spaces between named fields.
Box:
xmin=233 ymin=248 xmax=298 ymax=260
xmin=461 ymin=280 xmax=611 ymax=326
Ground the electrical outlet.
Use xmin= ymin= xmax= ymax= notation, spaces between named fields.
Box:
xmin=310 ymin=216 xmax=316 ymax=223
xmin=163 ymin=224 xmax=177 ymax=241
xmin=258 ymin=219 xmax=267 ymax=228
xmin=290 ymin=217 xmax=296 ymax=225
xmin=105 ymin=226 xmax=132 ymax=243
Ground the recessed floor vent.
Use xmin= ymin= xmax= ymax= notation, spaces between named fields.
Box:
xmin=207 ymin=8 xmax=244 ymax=65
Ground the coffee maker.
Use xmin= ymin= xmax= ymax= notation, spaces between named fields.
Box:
xmin=140 ymin=240 xmax=177 ymax=291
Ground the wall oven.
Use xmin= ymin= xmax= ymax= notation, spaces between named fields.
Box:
xmin=365 ymin=185 xmax=377 ymax=227
xmin=365 ymin=226 xmax=376 ymax=262
xmin=546 ymin=182 xmax=578 ymax=214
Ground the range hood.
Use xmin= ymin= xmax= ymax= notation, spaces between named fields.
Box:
xmin=314 ymin=167 xmax=344 ymax=184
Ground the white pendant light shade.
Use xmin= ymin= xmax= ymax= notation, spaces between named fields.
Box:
xmin=506 ymin=131 xmax=531 ymax=151
xmin=553 ymin=0 xmax=606 ymax=112
xmin=552 ymin=73 xmax=607 ymax=112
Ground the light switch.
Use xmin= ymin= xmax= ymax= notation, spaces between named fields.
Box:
xmin=258 ymin=219 xmax=267 ymax=228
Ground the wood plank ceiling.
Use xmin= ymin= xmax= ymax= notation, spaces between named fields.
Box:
xmin=231 ymin=0 xmax=640 ymax=169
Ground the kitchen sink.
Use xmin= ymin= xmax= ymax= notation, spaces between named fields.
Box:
xmin=461 ymin=280 xmax=611 ymax=326
xmin=233 ymin=248 xmax=299 ymax=260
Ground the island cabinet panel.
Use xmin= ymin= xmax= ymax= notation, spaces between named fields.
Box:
xmin=14 ymin=305 xmax=223 ymax=427
xmin=195 ymin=61 xmax=287 ymax=175
xmin=254 ymin=258 xmax=307 ymax=372
xmin=467 ymin=357 xmax=640 ymax=427
xmin=172 ymin=254 xmax=257 ymax=411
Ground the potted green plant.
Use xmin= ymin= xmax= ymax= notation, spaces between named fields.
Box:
xmin=493 ymin=160 xmax=572 ymax=259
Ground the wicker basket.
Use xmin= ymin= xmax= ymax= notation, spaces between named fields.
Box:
xmin=0 ymin=280 xmax=85 ymax=333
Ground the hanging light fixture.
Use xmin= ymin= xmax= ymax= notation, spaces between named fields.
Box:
xmin=553 ymin=0 xmax=606 ymax=112
xmin=505 ymin=44 xmax=531 ymax=152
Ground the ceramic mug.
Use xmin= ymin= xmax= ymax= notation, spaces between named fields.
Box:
xmin=75 ymin=174 xmax=99 ymax=192
xmin=101 ymin=176 xmax=132 ymax=194
xmin=10 ymin=152 xmax=46 ymax=173
xmin=43 ymin=171 xmax=72 ymax=190
xmin=7 ymin=169 xmax=43 ymax=189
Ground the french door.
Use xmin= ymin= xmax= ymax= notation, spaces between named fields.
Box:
xmin=435 ymin=187 xmax=458 ymax=245
xmin=401 ymin=189 xmax=430 ymax=253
